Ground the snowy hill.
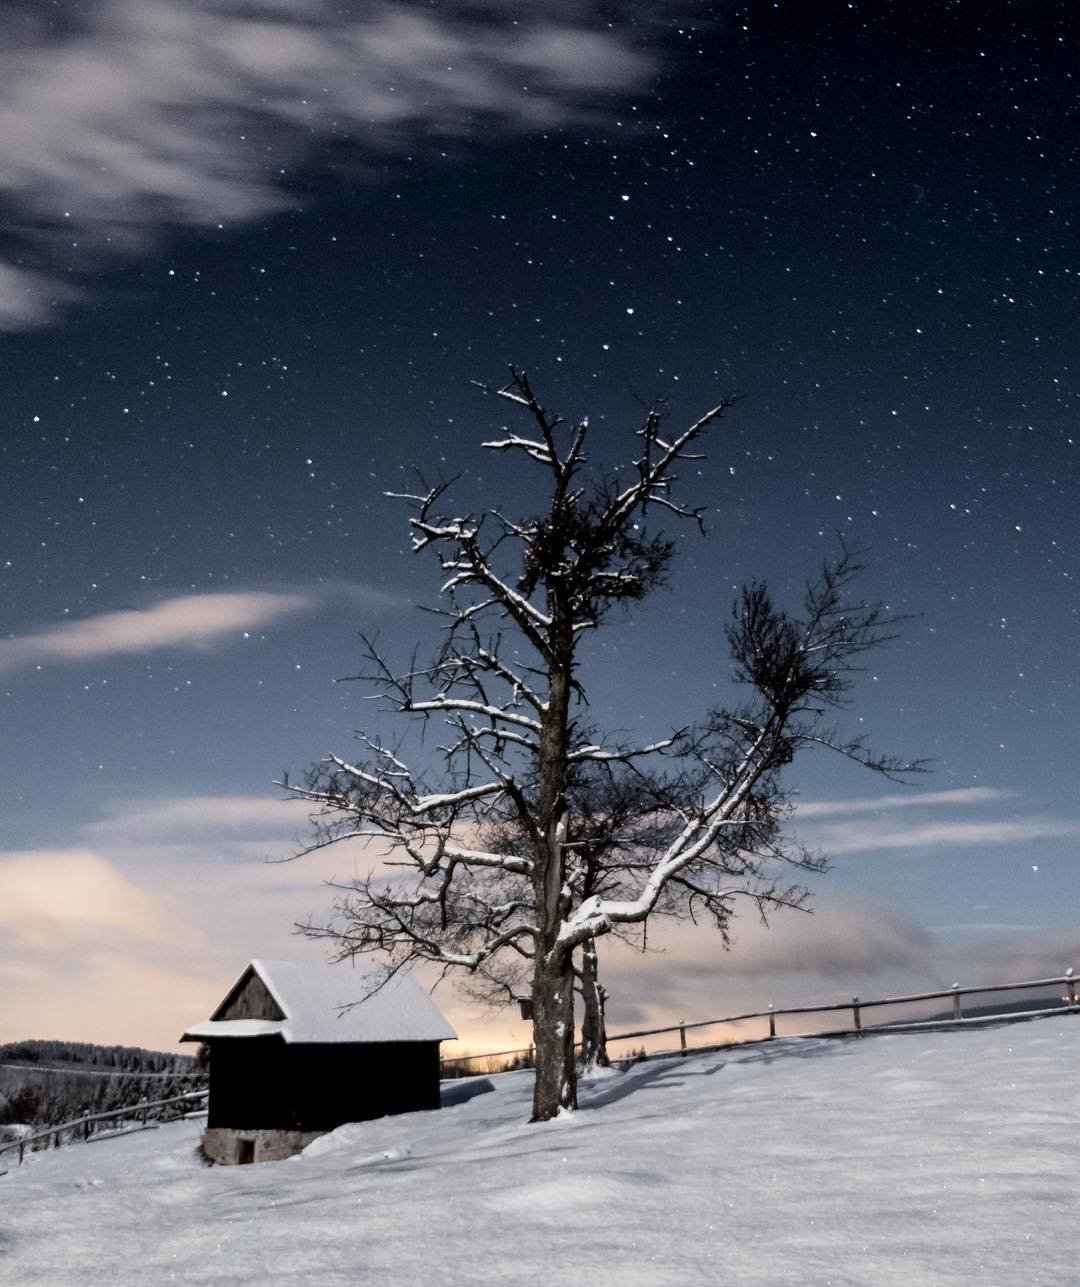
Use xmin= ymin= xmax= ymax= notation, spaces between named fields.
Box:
xmin=3 ymin=1018 xmax=1078 ymax=1286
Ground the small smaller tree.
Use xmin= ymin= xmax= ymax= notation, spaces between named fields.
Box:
xmin=467 ymin=765 xmax=687 ymax=1070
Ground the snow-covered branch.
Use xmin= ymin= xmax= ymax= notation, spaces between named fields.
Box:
xmin=402 ymin=696 xmax=541 ymax=734
xmin=568 ymin=731 xmax=684 ymax=764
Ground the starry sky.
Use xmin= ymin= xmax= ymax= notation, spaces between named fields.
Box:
xmin=2 ymin=0 xmax=1078 ymax=1054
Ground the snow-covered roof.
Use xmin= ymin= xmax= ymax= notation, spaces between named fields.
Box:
xmin=180 ymin=959 xmax=457 ymax=1045
xmin=182 ymin=1018 xmax=283 ymax=1039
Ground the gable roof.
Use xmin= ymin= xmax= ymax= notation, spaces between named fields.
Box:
xmin=180 ymin=958 xmax=457 ymax=1045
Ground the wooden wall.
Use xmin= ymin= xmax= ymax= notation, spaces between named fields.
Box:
xmin=206 ymin=1040 xmax=442 ymax=1131
xmin=213 ymin=968 xmax=285 ymax=1022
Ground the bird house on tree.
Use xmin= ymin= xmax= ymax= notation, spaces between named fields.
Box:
xmin=180 ymin=958 xmax=456 ymax=1164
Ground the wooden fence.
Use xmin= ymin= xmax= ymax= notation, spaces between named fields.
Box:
xmin=439 ymin=969 xmax=1080 ymax=1077
xmin=0 ymin=1088 xmax=208 ymax=1168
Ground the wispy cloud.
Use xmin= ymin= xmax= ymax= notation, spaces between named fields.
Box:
xmin=815 ymin=816 xmax=1080 ymax=856
xmin=83 ymin=793 xmax=325 ymax=871
xmin=0 ymin=849 xmax=176 ymax=950
xmin=796 ymin=787 xmax=1012 ymax=818
xmin=87 ymin=793 xmax=300 ymax=843
xmin=0 ymin=0 xmax=664 ymax=328
xmin=792 ymin=787 xmax=1080 ymax=857
xmin=0 ymin=820 xmax=359 ymax=1045
xmin=0 ymin=261 xmax=79 ymax=329
xmin=0 ymin=946 xmax=226 ymax=1050
xmin=79 ymin=792 xmax=383 ymax=886
xmin=0 ymin=589 xmax=314 ymax=673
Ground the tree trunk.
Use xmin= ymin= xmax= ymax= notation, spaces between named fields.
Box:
xmin=530 ymin=608 xmax=576 ymax=1122
xmin=579 ymin=936 xmax=610 ymax=1070
xmin=530 ymin=945 xmax=577 ymax=1120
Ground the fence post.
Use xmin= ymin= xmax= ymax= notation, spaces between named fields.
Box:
xmin=679 ymin=1022 xmax=688 ymax=1055
xmin=768 ymin=1005 xmax=776 ymax=1039
xmin=18 ymin=1140 xmax=24 ymax=1165
xmin=1066 ymin=968 xmax=1076 ymax=1007
xmin=952 ymin=983 xmax=962 ymax=1023
xmin=852 ymin=996 xmax=862 ymax=1034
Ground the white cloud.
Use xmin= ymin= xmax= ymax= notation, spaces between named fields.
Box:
xmin=791 ymin=788 xmax=1080 ymax=858
xmin=0 ymin=849 xmax=177 ymax=950
xmin=0 ymin=261 xmax=78 ymax=330
xmin=0 ymin=0 xmax=662 ymax=328
xmin=796 ymin=787 xmax=1012 ymax=818
xmin=79 ymin=792 xmax=383 ymax=883
xmin=0 ymin=947 xmax=227 ymax=1050
xmin=0 ymin=588 xmax=312 ymax=673
xmin=87 ymin=793 xmax=300 ymax=842
xmin=814 ymin=816 xmax=1080 ymax=856
xmin=0 ymin=826 xmax=358 ymax=1047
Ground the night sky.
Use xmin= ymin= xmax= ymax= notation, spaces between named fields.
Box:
xmin=3 ymin=0 xmax=1078 ymax=1053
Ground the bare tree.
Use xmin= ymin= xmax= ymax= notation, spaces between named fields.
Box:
xmin=284 ymin=371 xmax=915 ymax=1121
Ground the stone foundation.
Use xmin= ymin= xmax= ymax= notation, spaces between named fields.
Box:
xmin=201 ymin=1126 xmax=324 ymax=1165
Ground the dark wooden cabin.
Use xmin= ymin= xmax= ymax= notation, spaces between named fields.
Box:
xmin=180 ymin=959 xmax=456 ymax=1163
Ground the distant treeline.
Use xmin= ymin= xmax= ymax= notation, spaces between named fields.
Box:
xmin=0 ymin=1039 xmax=205 ymax=1133
xmin=0 ymin=1038 xmax=199 ymax=1075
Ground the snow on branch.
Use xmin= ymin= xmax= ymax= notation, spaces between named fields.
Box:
xmin=567 ymin=732 xmax=685 ymax=763
xmin=481 ymin=433 xmax=556 ymax=465
xmin=402 ymin=695 xmax=542 ymax=734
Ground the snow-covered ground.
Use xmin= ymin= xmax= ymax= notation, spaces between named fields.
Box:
xmin=2 ymin=1018 xmax=1077 ymax=1286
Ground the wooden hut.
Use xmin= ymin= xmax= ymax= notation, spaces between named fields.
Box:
xmin=180 ymin=958 xmax=456 ymax=1164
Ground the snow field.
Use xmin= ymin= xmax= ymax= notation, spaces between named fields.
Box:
xmin=2 ymin=1018 xmax=1077 ymax=1286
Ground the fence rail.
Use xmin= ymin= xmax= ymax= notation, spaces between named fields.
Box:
xmin=439 ymin=969 xmax=1080 ymax=1077
xmin=0 ymin=1088 xmax=208 ymax=1168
